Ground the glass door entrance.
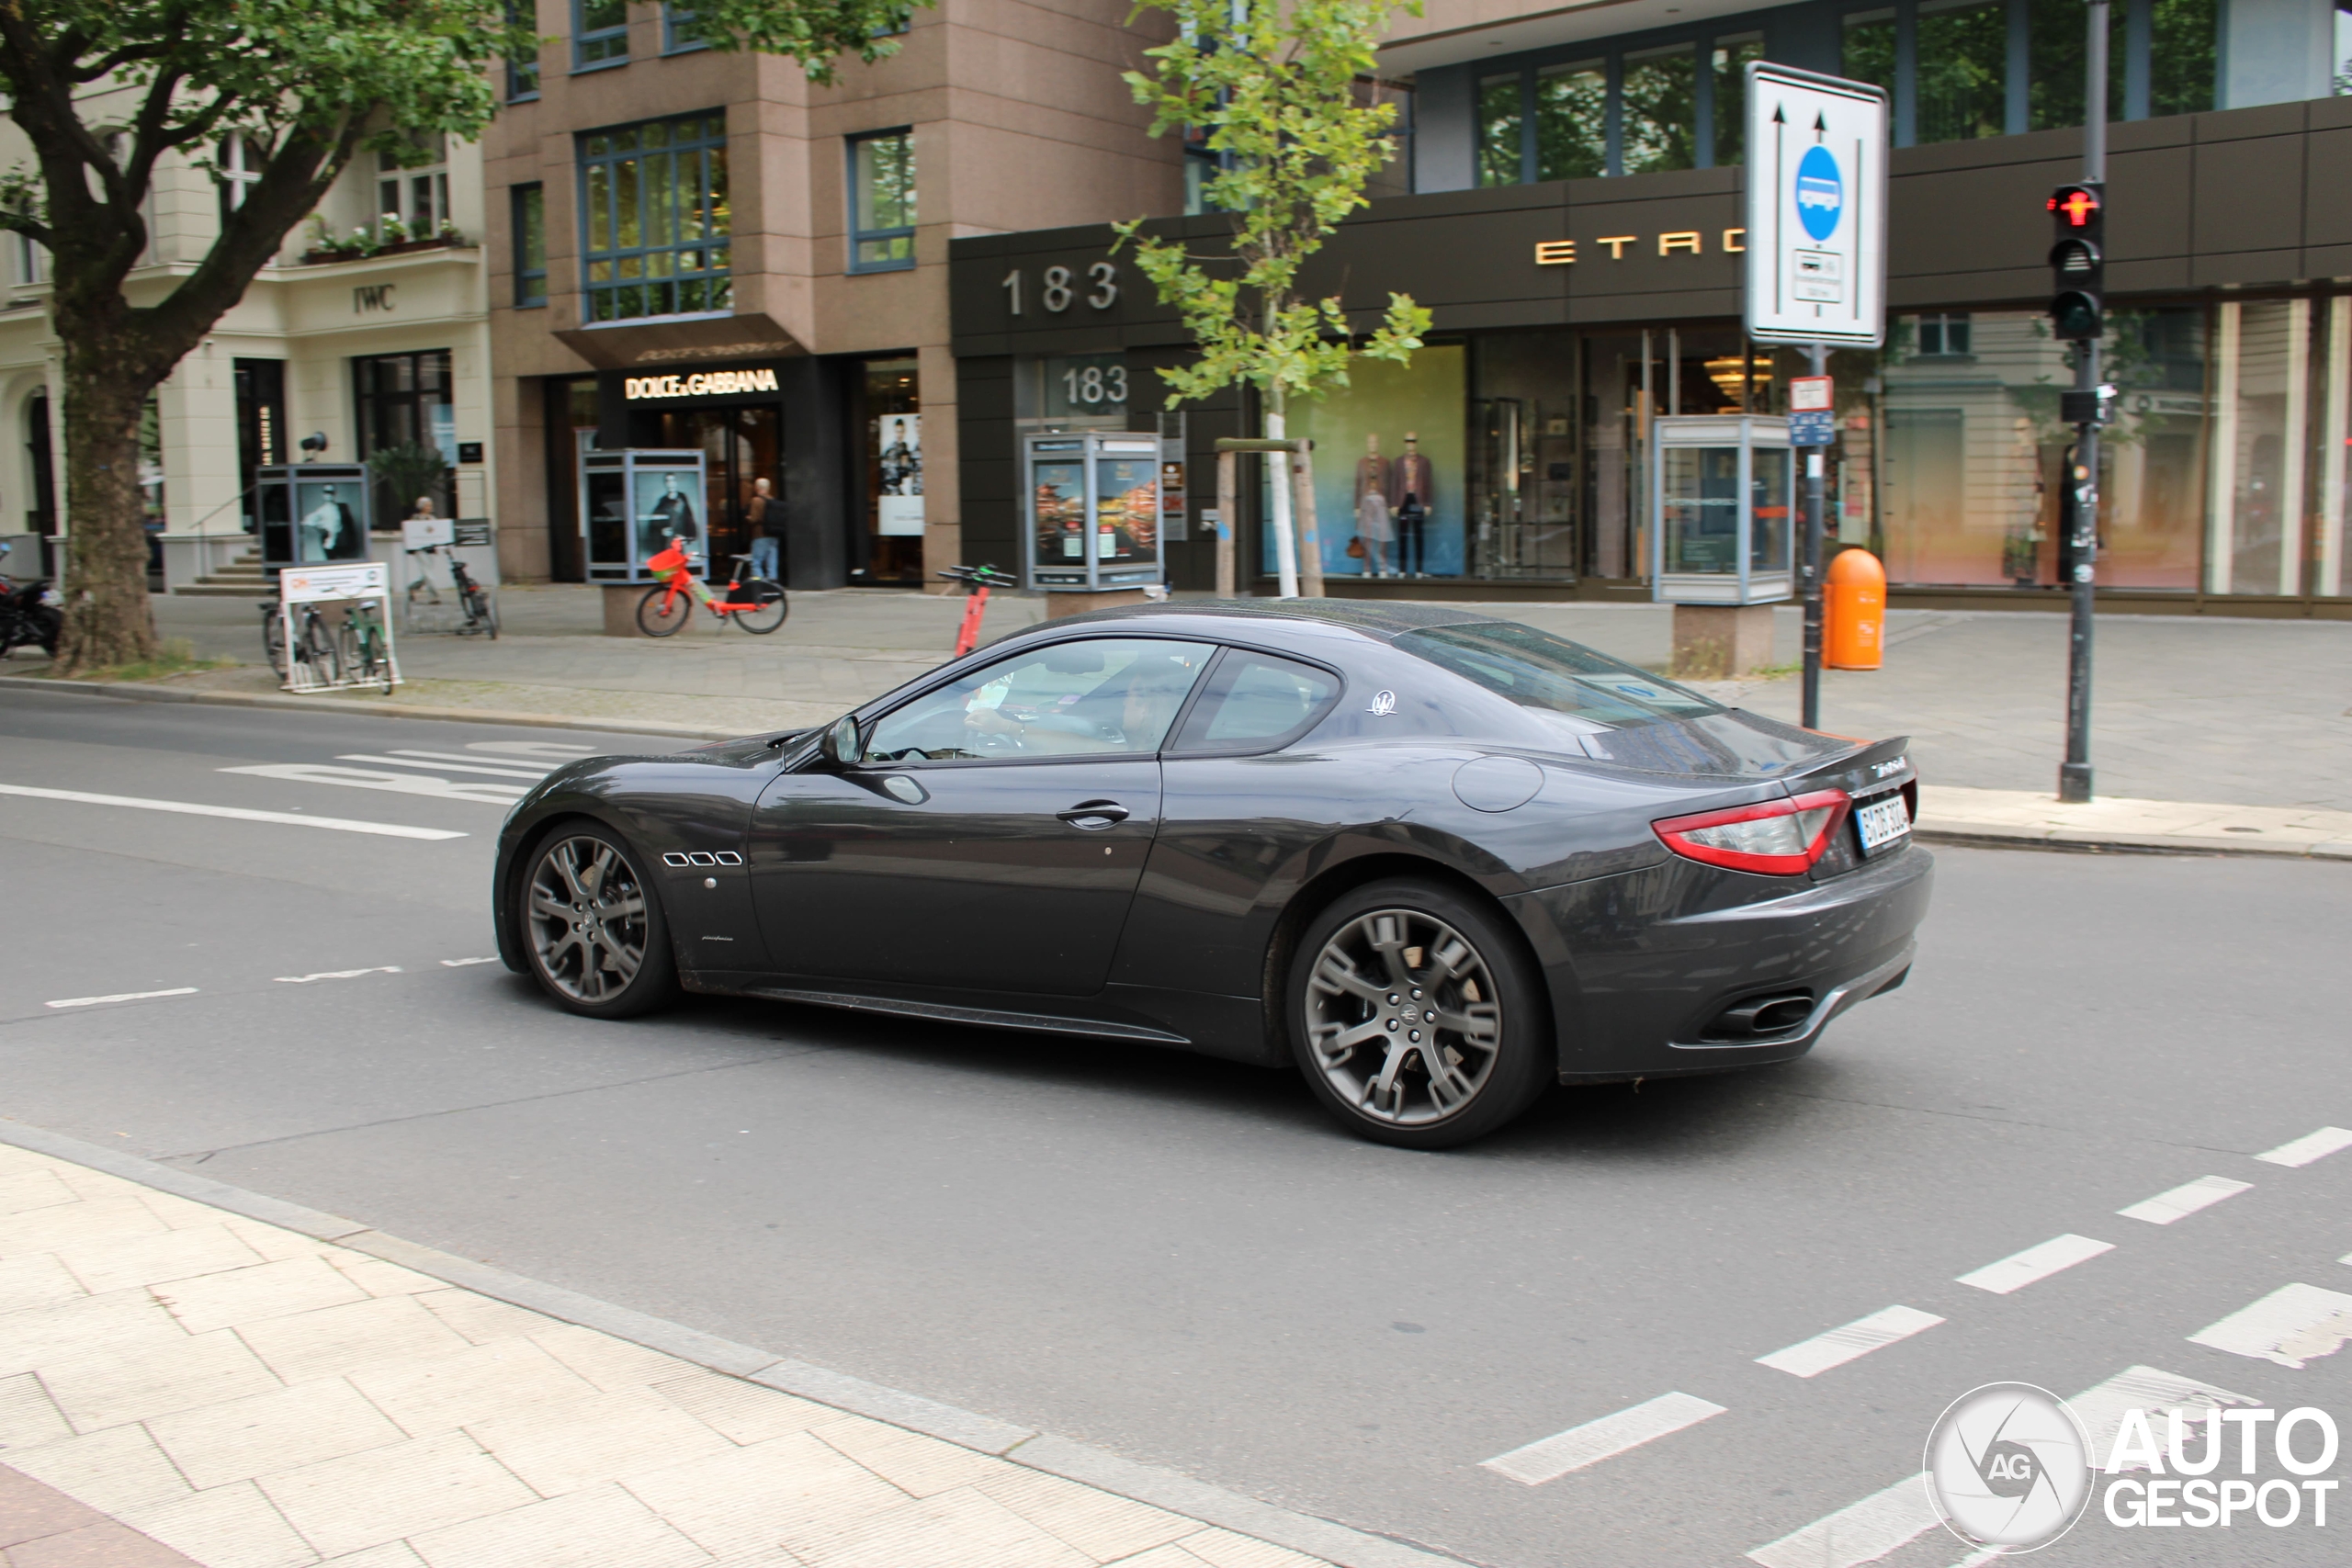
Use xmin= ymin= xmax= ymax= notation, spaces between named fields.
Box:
xmin=650 ymin=404 xmax=784 ymax=579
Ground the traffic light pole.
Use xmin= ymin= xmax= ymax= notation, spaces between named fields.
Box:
xmin=1801 ymin=341 xmax=1827 ymax=731
xmin=2059 ymin=0 xmax=2109 ymax=804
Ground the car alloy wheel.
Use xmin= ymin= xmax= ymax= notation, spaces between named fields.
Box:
xmin=523 ymin=829 xmax=673 ymax=1015
xmin=1306 ymin=907 xmax=1503 ymax=1126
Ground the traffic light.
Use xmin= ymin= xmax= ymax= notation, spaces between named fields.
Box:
xmin=2047 ymin=182 xmax=2104 ymax=343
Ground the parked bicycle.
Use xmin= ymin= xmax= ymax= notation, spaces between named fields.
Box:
xmin=404 ymin=541 xmax=497 ymax=638
xmin=636 ymin=539 xmax=787 ymax=637
xmin=337 ymin=600 xmax=395 ymax=694
xmin=261 ymin=596 xmax=342 ymax=685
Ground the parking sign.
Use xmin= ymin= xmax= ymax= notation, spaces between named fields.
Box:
xmin=1744 ymin=63 xmax=1887 ymax=347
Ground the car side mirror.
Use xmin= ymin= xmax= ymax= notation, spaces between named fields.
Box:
xmin=820 ymin=714 xmax=861 ymax=767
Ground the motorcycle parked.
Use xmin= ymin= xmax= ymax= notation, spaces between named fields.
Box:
xmin=0 ymin=541 xmax=63 ymax=659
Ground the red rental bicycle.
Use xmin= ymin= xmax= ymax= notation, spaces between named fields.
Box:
xmin=637 ymin=541 xmax=788 ymax=637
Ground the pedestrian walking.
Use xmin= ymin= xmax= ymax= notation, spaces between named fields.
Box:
xmin=745 ymin=477 xmax=779 ymax=581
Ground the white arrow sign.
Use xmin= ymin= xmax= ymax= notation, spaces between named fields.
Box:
xmin=1744 ymin=62 xmax=1888 ymax=348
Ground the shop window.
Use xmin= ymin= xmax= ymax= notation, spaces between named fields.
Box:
xmin=847 ymin=130 xmax=915 ymax=273
xmin=574 ymin=0 xmax=628 ymax=68
xmin=860 ymin=356 xmax=922 ymax=583
xmin=1916 ymin=0 xmax=2007 ymax=142
xmin=377 ymin=135 xmax=449 ymax=240
xmin=513 ymin=184 xmax=547 ymax=307
xmin=1620 ymin=44 xmax=1697 ymax=175
xmin=1534 ymin=62 xmax=1606 ymax=181
xmin=2029 ymin=0 xmax=2126 ymax=130
xmin=579 ymin=112 xmax=730 ymax=321
xmin=354 ymin=350 xmax=457 ymax=522
xmin=1710 ymin=36 xmax=1763 ymax=166
xmin=508 ymin=0 xmax=541 ymax=97
xmin=1476 ymin=74 xmax=1522 ymax=186
xmin=2149 ymin=0 xmax=2217 ymax=117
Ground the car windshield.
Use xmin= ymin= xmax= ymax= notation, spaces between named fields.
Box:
xmin=1393 ymin=624 xmax=1723 ymax=728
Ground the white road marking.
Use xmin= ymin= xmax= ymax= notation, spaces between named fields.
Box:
xmin=1756 ymin=1305 xmax=1944 ymax=1378
xmin=340 ymin=752 xmax=549 ymax=780
xmin=439 ymin=956 xmax=500 ymax=967
xmin=0 ymin=783 xmax=466 ymax=840
xmin=467 ymin=741 xmax=595 ymax=757
xmin=1955 ymin=1233 xmax=2114 ymax=1294
xmin=2188 ymin=1282 xmax=2352 ymax=1370
xmin=46 ymin=987 xmax=198 ymax=1010
xmin=275 ymin=967 xmax=403 ymax=985
xmin=1746 ymin=1472 xmax=1939 ymax=1568
xmin=382 ymin=749 xmax=555 ymax=772
xmin=219 ymin=763 xmax=524 ymax=805
xmin=2118 ymin=1174 xmax=2254 ymax=1224
xmin=1479 ymin=1392 xmax=1726 ymax=1485
xmin=2254 ymin=1126 xmax=2352 ymax=1168
xmin=2066 ymin=1365 xmax=2256 ymax=1470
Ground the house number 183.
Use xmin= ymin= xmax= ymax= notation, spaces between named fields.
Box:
xmin=1001 ymin=261 xmax=1117 ymax=316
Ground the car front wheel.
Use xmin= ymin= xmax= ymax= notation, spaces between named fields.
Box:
xmin=1288 ymin=879 xmax=1551 ymax=1149
xmin=518 ymin=824 xmax=679 ymax=1019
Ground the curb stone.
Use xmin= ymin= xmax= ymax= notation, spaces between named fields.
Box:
xmin=0 ymin=1116 xmax=1471 ymax=1568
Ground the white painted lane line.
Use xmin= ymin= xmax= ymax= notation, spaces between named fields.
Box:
xmin=46 ymin=987 xmax=198 ymax=1010
xmin=382 ymin=749 xmax=555 ymax=772
xmin=1746 ymin=1472 xmax=1939 ymax=1568
xmin=1955 ymin=1234 xmax=2114 ymax=1294
xmin=2255 ymin=1126 xmax=2352 ymax=1168
xmin=1756 ymin=1305 xmax=1944 ymax=1378
xmin=2066 ymin=1365 xmax=2256 ymax=1470
xmin=1479 ymin=1392 xmax=1726 ymax=1485
xmin=0 ymin=783 xmax=466 ymax=840
xmin=467 ymin=741 xmax=595 ymax=757
xmin=219 ymin=763 xmax=523 ymax=805
xmin=2118 ymin=1174 xmax=2254 ymax=1224
xmin=275 ymin=967 xmax=403 ymax=985
xmin=339 ymin=753 xmax=550 ymax=780
xmin=2188 ymin=1283 xmax=2352 ymax=1370
xmin=439 ymin=957 xmax=500 ymax=967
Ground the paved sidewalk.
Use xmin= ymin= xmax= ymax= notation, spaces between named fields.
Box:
xmin=0 ymin=1134 xmax=1427 ymax=1568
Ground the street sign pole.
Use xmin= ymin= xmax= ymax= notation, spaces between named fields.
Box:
xmin=1801 ymin=343 xmax=1828 ymax=728
xmin=2059 ymin=0 xmax=2109 ymax=804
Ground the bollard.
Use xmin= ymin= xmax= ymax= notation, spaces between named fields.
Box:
xmin=1825 ymin=547 xmax=1885 ymax=670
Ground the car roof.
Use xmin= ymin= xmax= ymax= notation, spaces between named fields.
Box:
xmin=996 ymin=598 xmax=1507 ymax=649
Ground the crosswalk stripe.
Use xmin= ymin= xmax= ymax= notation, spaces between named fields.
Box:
xmin=1955 ymin=1234 xmax=2114 ymax=1294
xmin=338 ymin=753 xmax=550 ymax=780
xmin=2187 ymin=1282 xmax=2352 ymax=1371
xmin=382 ymin=749 xmax=556 ymax=772
xmin=2254 ymin=1126 xmax=2352 ymax=1168
xmin=2118 ymin=1175 xmax=2252 ymax=1224
xmin=0 ymin=783 xmax=465 ymax=840
xmin=1480 ymin=1393 xmax=1726 ymax=1485
xmin=2065 ymin=1364 xmax=2256 ymax=1469
xmin=1756 ymin=1305 xmax=1944 ymax=1378
xmin=1746 ymin=1472 xmax=1939 ymax=1568
xmin=219 ymin=763 xmax=523 ymax=805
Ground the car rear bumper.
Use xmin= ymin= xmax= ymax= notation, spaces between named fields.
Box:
xmin=1504 ymin=843 xmax=1934 ymax=1083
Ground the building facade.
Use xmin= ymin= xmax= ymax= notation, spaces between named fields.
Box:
xmin=945 ymin=0 xmax=2352 ymax=614
xmin=479 ymin=0 xmax=1182 ymax=590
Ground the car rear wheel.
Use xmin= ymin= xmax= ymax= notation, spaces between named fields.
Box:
xmin=1288 ymin=879 xmax=1551 ymax=1149
xmin=518 ymin=824 xmax=678 ymax=1019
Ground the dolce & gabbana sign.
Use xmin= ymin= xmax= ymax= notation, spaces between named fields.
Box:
xmin=623 ymin=367 xmax=782 ymax=400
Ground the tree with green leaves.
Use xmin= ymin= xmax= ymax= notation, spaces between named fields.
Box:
xmin=0 ymin=0 xmax=920 ymax=673
xmin=1114 ymin=0 xmax=1429 ymax=598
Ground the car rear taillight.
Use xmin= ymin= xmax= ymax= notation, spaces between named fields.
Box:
xmin=1652 ymin=789 xmax=1851 ymax=875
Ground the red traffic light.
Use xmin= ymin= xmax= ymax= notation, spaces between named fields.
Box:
xmin=2047 ymin=186 xmax=2100 ymax=228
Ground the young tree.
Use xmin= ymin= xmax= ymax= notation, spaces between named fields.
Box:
xmin=0 ymin=0 xmax=919 ymax=672
xmin=1114 ymin=0 xmax=1429 ymax=598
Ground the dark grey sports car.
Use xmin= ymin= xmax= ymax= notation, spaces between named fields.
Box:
xmin=493 ymin=602 xmax=1930 ymax=1147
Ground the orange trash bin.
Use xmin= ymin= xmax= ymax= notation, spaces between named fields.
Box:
xmin=1826 ymin=547 xmax=1885 ymax=670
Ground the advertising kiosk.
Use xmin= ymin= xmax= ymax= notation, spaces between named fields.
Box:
xmin=1650 ymin=415 xmax=1794 ymax=679
xmin=1023 ymin=433 xmax=1164 ymax=604
xmin=580 ymin=448 xmax=708 ymax=583
xmin=254 ymin=464 xmax=372 ymax=570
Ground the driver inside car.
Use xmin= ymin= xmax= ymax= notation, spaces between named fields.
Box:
xmin=962 ymin=650 xmax=1201 ymax=754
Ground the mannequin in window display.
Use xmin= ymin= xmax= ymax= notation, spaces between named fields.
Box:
xmin=1354 ymin=434 xmax=1392 ymax=577
xmin=1388 ymin=432 xmax=1436 ymax=577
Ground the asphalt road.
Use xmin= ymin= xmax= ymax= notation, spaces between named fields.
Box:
xmin=4 ymin=685 xmax=2348 ymax=1568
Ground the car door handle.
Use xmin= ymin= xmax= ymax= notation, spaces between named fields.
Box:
xmin=1057 ymin=800 xmax=1129 ymax=829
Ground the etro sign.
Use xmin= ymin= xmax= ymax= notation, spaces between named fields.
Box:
xmin=623 ymin=367 xmax=782 ymax=400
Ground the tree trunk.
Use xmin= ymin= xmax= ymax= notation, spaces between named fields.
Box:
xmin=54 ymin=318 xmax=165 ymax=674
xmin=1265 ymin=408 xmax=1299 ymax=598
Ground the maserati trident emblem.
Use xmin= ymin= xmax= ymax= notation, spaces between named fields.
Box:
xmin=1368 ymin=690 xmax=1397 ymax=716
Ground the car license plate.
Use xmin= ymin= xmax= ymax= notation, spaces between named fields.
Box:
xmin=1855 ymin=792 xmax=1912 ymax=854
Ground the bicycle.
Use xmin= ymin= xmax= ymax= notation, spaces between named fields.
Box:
xmin=636 ymin=541 xmax=787 ymax=637
xmin=405 ymin=542 xmax=498 ymax=638
xmin=273 ymin=598 xmax=341 ymax=686
xmin=336 ymin=600 xmax=395 ymax=694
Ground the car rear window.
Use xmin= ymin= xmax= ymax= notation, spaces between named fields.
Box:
xmin=1170 ymin=649 xmax=1343 ymax=753
xmin=1393 ymin=624 xmax=1723 ymax=727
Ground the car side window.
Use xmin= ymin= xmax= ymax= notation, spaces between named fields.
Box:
xmin=1169 ymin=649 xmax=1342 ymax=755
xmin=861 ymin=638 xmax=1212 ymax=763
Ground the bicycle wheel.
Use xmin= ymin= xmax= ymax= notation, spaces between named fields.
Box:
xmin=729 ymin=578 xmax=788 ymax=634
xmin=636 ymin=585 xmax=689 ymax=637
xmin=300 ymin=615 xmax=342 ymax=683
xmin=465 ymin=588 xmax=498 ymax=640
xmin=362 ymin=624 xmax=393 ymax=693
xmin=262 ymin=613 xmax=288 ymax=678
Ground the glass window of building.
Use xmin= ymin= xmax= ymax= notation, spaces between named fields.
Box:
xmin=1842 ymin=8 xmax=1897 ymax=98
xmin=663 ymin=3 xmax=706 ymax=51
xmin=508 ymin=0 xmax=541 ymax=97
xmin=2030 ymin=0 xmax=2126 ymax=130
xmin=16 ymin=233 xmax=44 ymax=287
xmin=579 ymin=113 xmax=730 ymax=322
xmin=216 ymin=131 xmax=263 ymax=221
xmin=1710 ymin=36 xmax=1763 ymax=165
xmin=377 ymin=135 xmax=448 ymax=239
xmin=1914 ymin=311 xmax=1973 ymax=355
xmin=513 ymin=184 xmax=547 ymax=307
xmin=1915 ymin=0 xmax=2007 ymax=143
xmin=847 ymin=130 xmax=916 ymax=273
xmin=1620 ymin=44 xmax=1698 ymax=175
xmin=1477 ymin=74 xmax=1522 ymax=186
xmin=2149 ymin=0 xmax=2218 ymax=117
xmin=1534 ymin=62 xmax=1606 ymax=181
xmin=861 ymin=357 xmax=922 ymax=583
xmin=573 ymin=0 xmax=628 ymax=68
xmin=353 ymin=350 xmax=457 ymax=521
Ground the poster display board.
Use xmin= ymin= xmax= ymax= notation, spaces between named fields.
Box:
xmin=1022 ymin=433 xmax=1162 ymax=592
xmin=254 ymin=465 xmax=372 ymax=569
xmin=1651 ymin=415 xmax=1796 ymax=604
xmin=277 ymin=561 xmax=399 ymax=694
xmin=580 ymin=449 xmax=707 ymax=583
xmin=876 ymin=412 xmax=924 ymax=536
